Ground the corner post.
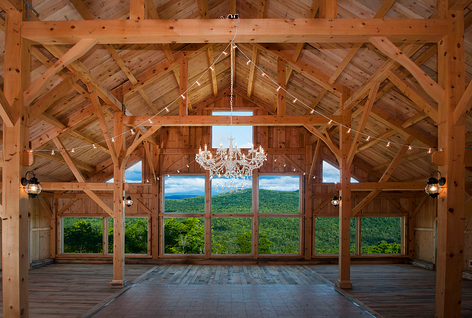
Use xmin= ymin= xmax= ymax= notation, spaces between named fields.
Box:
xmin=336 ymin=87 xmax=352 ymax=289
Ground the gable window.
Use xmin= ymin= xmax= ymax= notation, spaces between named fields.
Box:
xmin=212 ymin=111 xmax=253 ymax=148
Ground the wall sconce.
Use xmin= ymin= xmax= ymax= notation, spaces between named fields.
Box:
xmin=21 ymin=171 xmax=42 ymax=198
xmin=331 ymin=194 xmax=341 ymax=207
xmin=425 ymin=171 xmax=446 ymax=198
xmin=124 ymin=195 xmax=134 ymax=207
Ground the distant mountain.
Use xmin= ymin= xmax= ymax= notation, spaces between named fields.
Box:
xmin=165 ymin=194 xmax=203 ymax=200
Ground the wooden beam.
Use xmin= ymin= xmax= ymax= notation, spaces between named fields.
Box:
xmin=206 ymin=45 xmax=218 ymax=98
xmin=433 ymin=149 xmax=472 ymax=166
xmin=370 ymin=37 xmax=445 ymax=105
xmin=21 ymin=19 xmax=448 ymax=45
xmin=277 ymin=57 xmax=286 ymax=116
xmin=454 ymin=79 xmax=472 ymax=126
xmin=346 ymin=82 xmax=379 ymax=168
xmin=130 ymin=0 xmax=146 ymax=21
xmin=124 ymin=125 xmax=161 ymax=161
xmin=197 ymin=0 xmax=209 ymax=19
xmin=179 ymin=56 xmax=188 ymax=116
xmin=41 ymin=182 xmax=114 ymax=191
xmin=57 ymin=198 xmax=79 ymax=215
xmin=335 ymin=182 xmax=424 ymax=191
xmin=123 ymin=115 xmax=339 ymax=127
xmin=292 ymin=0 xmax=320 ymax=63
xmin=0 ymin=0 xmax=20 ymax=12
xmin=88 ymin=85 xmax=118 ymax=166
xmin=52 ymin=137 xmax=113 ymax=216
xmin=0 ymin=87 xmax=16 ymax=127
xmin=304 ymin=124 xmax=341 ymax=159
xmin=24 ymin=38 xmax=97 ymax=106
xmin=309 ymin=140 xmax=323 ymax=180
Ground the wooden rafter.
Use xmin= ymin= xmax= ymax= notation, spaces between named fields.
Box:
xmin=0 ymin=88 xmax=16 ymax=127
xmin=34 ymin=151 xmax=95 ymax=172
xmin=370 ymin=37 xmax=445 ymax=105
xmin=304 ymin=124 xmax=341 ymax=159
xmin=24 ymin=38 xmax=97 ymax=106
xmin=454 ymin=79 xmax=472 ymax=126
xmin=124 ymin=125 xmax=161 ymax=161
xmin=292 ymin=0 xmax=320 ymax=63
xmin=309 ymin=140 xmax=322 ymax=180
xmin=346 ymin=82 xmax=380 ymax=168
xmin=351 ymin=136 xmax=415 ymax=217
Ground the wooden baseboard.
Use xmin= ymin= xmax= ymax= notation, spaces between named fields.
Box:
xmin=409 ymin=258 xmax=435 ymax=270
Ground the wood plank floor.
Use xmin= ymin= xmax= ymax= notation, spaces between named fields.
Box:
xmin=309 ymin=264 xmax=472 ymax=318
xmin=0 ymin=264 xmax=154 ymax=318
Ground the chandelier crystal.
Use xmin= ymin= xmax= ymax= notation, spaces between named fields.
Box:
xmin=195 ymin=43 xmax=267 ymax=192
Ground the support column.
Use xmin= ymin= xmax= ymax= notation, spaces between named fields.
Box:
xmin=151 ymin=144 xmax=159 ymax=259
xmin=336 ymin=87 xmax=352 ymax=289
xmin=2 ymin=9 xmax=30 ymax=318
xmin=304 ymin=144 xmax=313 ymax=259
xmin=111 ymin=111 xmax=126 ymax=288
xmin=435 ymin=10 xmax=466 ymax=317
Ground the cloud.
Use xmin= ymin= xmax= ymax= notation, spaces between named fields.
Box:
xmin=211 ymin=177 xmax=252 ymax=194
xmin=322 ymin=161 xmax=358 ymax=183
xmin=164 ymin=176 xmax=205 ymax=195
xmin=259 ymin=176 xmax=300 ymax=191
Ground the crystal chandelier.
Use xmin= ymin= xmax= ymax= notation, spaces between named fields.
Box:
xmin=196 ymin=43 xmax=267 ymax=192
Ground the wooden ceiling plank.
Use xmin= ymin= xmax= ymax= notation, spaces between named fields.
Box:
xmin=386 ymin=69 xmax=438 ymax=122
xmin=68 ymin=131 xmax=110 ymax=154
xmin=277 ymin=57 xmax=287 ymax=116
xmin=449 ymin=0 xmax=472 ymax=11
xmin=247 ymin=46 xmax=259 ymax=98
xmin=356 ymin=130 xmax=396 ymax=152
xmin=335 ymin=181 xmax=424 ymax=191
xmin=346 ymin=82 xmax=380 ymax=168
xmin=454 ymin=79 xmax=472 ymax=126
xmin=370 ymin=37 xmax=445 ymax=105
xmin=351 ymin=135 xmax=415 ymax=217
xmin=147 ymin=0 xmax=174 ymax=62
xmin=179 ymin=56 xmax=188 ymax=116
xmin=24 ymin=38 xmax=97 ymax=107
xmin=34 ymin=150 xmax=95 ymax=172
xmin=88 ymin=85 xmax=118 ymax=166
xmin=52 ymin=136 xmax=113 ymax=216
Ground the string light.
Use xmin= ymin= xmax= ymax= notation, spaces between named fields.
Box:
xmin=149 ymin=119 xmax=153 ymax=124
xmin=293 ymin=98 xmax=297 ymax=103
xmin=181 ymin=94 xmax=186 ymax=100
xmin=92 ymin=144 xmax=97 ymax=149
xmin=247 ymin=60 xmax=251 ymax=65
xmin=386 ymin=142 xmax=391 ymax=147
xmin=347 ymin=128 xmax=351 ymax=134
xmin=210 ymin=66 xmax=214 ymax=71
xmin=196 ymin=81 xmax=201 ymax=86
xmin=329 ymin=120 xmax=333 ymax=124
xmin=71 ymin=148 xmax=75 ymax=153
xmin=165 ymin=107 xmax=169 ymax=113
xmin=130 ymin=129 xmax=136 ymax=135
xmin=310 ymin=109 xmax=315 ymax=114
xmin=223 ymin=51 xmax=228 ymax=56
xmin=262 ymin=72 xmax=266 ymax=77
xmin=428 ymin=148 xmax=432 ymax=154
xmin=276 ymin=86 xmax=281 ymax=92
xmin=111 ymin=137 xmax=115 ymax=143
xmin=51 ymin=150 xmax=55 ymax=155
xmin=366 ymin=136 xmax=371 ymax=141
xmin=408 ymin=145 xmax=412 ymax=150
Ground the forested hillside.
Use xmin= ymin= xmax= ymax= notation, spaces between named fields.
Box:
xmin=63 ymin=189 xmax=401 ymax=255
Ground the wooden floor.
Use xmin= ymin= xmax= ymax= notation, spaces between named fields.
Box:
xmin=0 ymin=264 xmax=154 ymax=318
xmin=1 ymin=263 xmax=472 ymax=317
xmin=310 ymin=264 xmax=472 ymax=318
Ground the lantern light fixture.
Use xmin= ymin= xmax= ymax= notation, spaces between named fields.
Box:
xmin=425 ymin=171 xmax=446 ymax=198
xmin=21 ymin=171 xmax=42 ymax=198
xmin=331 ymin=194 xmax=341 ymax=207
xmin=123 ymin=195 xmax=134 ymax=207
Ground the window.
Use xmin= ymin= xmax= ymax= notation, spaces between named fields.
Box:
xmin=211 ymin=176 xmax=252 ymax=213
xmin=314 ymin=217 xmax=355 ymax=255
xmin=164 ymin=217 xmax=204 ymax=254
xmin=361 ymin=217 xmax=401 ymax=254
xmin=164 ymin=176 xmax=205 ymax=213
xmin=212 ymin=111 xmax=253 ymax=148
xmin=258 ymin=175 xmax=300 ymax=255
xmin=108 ymin=217 xmax=149 ymax=254
xmin=63 ymin=217 xmax=103 ymax=254
xmin=107 ymin=161 xmax=142 ymax=183
xmin=322 ymin=161 xmax=358 ymax=183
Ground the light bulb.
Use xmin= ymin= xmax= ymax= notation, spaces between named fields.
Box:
xmin=277 ymin=86 xmax=281 ymax=92
xmin=210 ymin=66 xmax=214 ymax=71
xmin=366 ymin=136 xmax=371 ymax=141
xmin=347 ymin=128 xmax=351 ymax=134
xmin=408 ymin=145 xmax=412 ymax=150
xmin=111 ymin=137 xmax=115 ymax=143
xmin=428 ymin=148 xmax=432 ymax=154
xmin=51 ymin=150 xmax=55 ymax=155
xmin=310 ymin=109 xmax=315 ymax=114
xmin=386 ymin=142 xmax=391 ymax=147
xmin=246 ymin=60 xmax=251 ymax=65
xmin=130 ymin=129 xmax=136 ymax=135
xmin=181 ymin=94 xmax=186 ymax=100
xmin=93 ymin=144 xmax=97 ymax=149
xmin=262 ymin=73 xmax=266 ymax=77
xmin=293 ymin=98 xmax=297 ymax=103
xmin=148 ymin=119 xmax=153 ymax=124
xmin=165 ymin=107 xmax=169 ymax=113
xmin=71 ymin=148 xmax=75 ymax=153
xmin=329 ymin=120 xmax=333 ymax=124
xmin=196 ymin=81 xmax=201 ymax=86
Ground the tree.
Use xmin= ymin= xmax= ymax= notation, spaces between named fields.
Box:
xmin=64 ymin=220 xmax=102 ymax=253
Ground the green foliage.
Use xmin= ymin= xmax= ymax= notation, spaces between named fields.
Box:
xmin=64 ymin=219 xmax=102 ymax=253
xmin=164 ymin=218 xmax=205 ymax=254
xmin=109 ymin=218 xmax=149 ymax=254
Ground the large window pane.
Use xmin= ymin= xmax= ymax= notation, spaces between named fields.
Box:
xmin=64 ymin=217 xmax=103 ymax=253
xmin=259 ymin=176 xmax=299 ymax=213
xmin=164 ymin=217 xmax=204 ymax=254
xmin=211 ymin=177 xmax=252 ymax=213
xmin=361 ymin=217 xmax=401 ymax=254
xmin=164 ymin=176 xmax=205 ymax=213
xmin=211 ymin=218 xmax=252 ymax=254
xmin=258 ymin=217 xmax=299 ymax=254
xmin=314 ymin=217 xmax=355 ymax=254
xmin=108 ymin=217 xmax=149 ymax=254
xmin=212 ymin=111 xmax=253 ymax=148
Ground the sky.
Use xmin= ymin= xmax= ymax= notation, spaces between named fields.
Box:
xmin=212 ymin=111 xmax=253 ymax=148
